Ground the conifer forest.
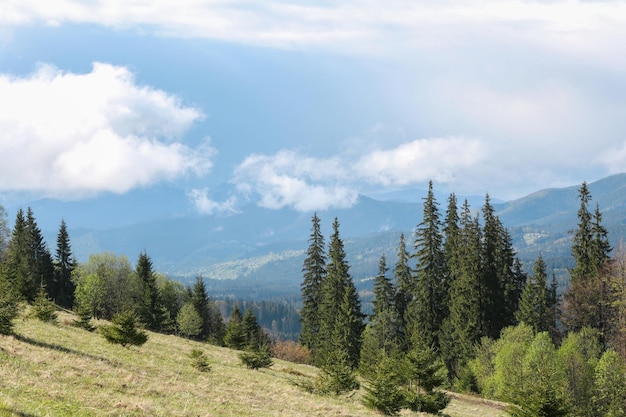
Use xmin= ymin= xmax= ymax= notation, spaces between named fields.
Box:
xmin=1 ymin=181 xmax=626 ymax=416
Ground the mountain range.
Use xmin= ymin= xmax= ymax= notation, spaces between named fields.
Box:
xmin=9 ymin=173 xmax=626 ymax=300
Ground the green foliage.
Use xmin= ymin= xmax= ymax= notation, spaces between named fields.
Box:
xmin=191 ymin=275 xmax=225 ymax=344
xmin=136 ymin=251 xmax=166 ymax=332
xmin=491 ymin=324 xmax=534 ymax=401
xmin=189 ymin=348 xmax=211 ymax=372
xmin=362 ymin=353 xmax=405 ymax=416
xmin=516 ymin=254 xmax=551 ymax=334
xmin=176 ymin=302 xmax=203 ymax=339
xmin=0 ymin=275 xmax=19 ymax=335
xmin=52 ymin=219 xmax=76 ymax=309
xmin=400 ymin=338 xmax=450 ymax=414
xmin=72 ymin=300 xmax=95 ymax=331
xmin=224 ymin=305 xmax=247 ymax=349
xmin=239 ymin=345 xmax=273 ymax=370
xmin=593 ymin=349 xmax=626 ymax=417
xmin=31 ymin=285 xmax=58 ymax=323
xmin=299 ymin=213 xmax=326 ymax=352
xmin=317 ymin=348 xmax=359 ymax=395
xmin=100 ymin=310 xmax=148 ymax=347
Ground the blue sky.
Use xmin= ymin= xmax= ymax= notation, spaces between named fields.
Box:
xmin=1 ymin=1 xmax=626 ymax=215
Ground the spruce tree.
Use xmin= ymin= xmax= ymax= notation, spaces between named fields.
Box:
xmin=26 ymin=208 xmax=54 ymax=301
xmin=136 ymin=251 xmax=165 ymax=332
xmin=242 ymin=307 xmax=269 ymax=350
xmin=299 ymin=213 xmax=326 ymax=352
xmin=0 ymin=205 xmax=9 ymax=261
xmin=52 ymin=220 xmax=76 ymax=309
xmin=317 ymin=218 xmax=364 ymax=368
xmin=481 ymin=195 xmax=506 ymax=338
xmin=441 ymin=200 xmax=483 ymax=378
xmin=100 ymin=310 xmax=148 ymax=347
xmin=370 ymin=254 xmax=400 ymax=352
xmin=0 ymin=274 xmax=19 ymax=335
xmin=564 ymin=182 xmax=613 ymax=344
xmin=517 ymin=254 xmax=550 ymax=334
xmin=4 ymin=209 xmax=31 ymax=301
xmin=191 ymin=275 xmax=225 ymax=344
xmin=409 ymin=180 xmax=446 ymax=350
xmin=393 ymin=232 xmax=412 ymax=348
xmin=224 ymin=305 xmax=247 ymax=349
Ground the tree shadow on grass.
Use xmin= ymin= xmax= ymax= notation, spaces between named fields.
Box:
xmin=13 ymin=333 xmax=119 ymax=367
xmin=0 ymin=405 xmax=39 ymax=417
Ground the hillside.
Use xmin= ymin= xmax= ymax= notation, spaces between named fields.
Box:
xmin=0 ymin=311 xmax=506 ymax=417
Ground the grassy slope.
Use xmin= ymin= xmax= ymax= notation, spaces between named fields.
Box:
xmin=0 ymin=311 xmax=506 ymax=417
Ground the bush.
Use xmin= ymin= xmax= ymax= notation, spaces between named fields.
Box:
xmin=239 ymin=346 xmax=273 ymax=370
xmin=100 ymin=311 xmax=148 ymax=347
xmin=189 ymin=349 xmax=211 ymax=372
xmin=362 ymin=355 xmax=405 ymax=416
xmin=270 ymin=340 xmax=312 ymax=364
xmin=32 ymin=286 xmax=58 ymax=323
xmin=316 ymin=349 xmax=359 ymax=395
xmin=0 ymin=277 xmax=19 ymax=335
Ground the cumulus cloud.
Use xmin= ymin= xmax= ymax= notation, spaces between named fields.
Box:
xmin=0 ymin=62 xmax=212 ymax=198
xmin=230 ymin=138 xmax=484 ymax=211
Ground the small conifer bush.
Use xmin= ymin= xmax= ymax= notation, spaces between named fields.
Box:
xmin=0 ymin=278 xmax=19 ymax=335
xmin=32 ymin=286 xmax=58 ymax=323
xmin=100 ymin=311 xmax=148 ymax=347
xmin=189 ymin=349 xmax=211 ymax=372
xmin=239 ymin=345 xmax=273 ymax=370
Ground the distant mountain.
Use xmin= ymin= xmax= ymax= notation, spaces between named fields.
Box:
xmin=14 ymin=173 xmax=626 ymax=299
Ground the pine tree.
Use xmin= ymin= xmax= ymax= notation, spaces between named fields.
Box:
xmin=517 ymin=254 xmax=550 ymax=334
xmin=564 ymin=183 xmax=613 ymax=344
xmin=224 ymin=305 xmax=247 ymax=349
xmin=26 ymin=208 xmax=54 ymax=302
xmin=4 ymin=209 xmax=31 ymax=301
xmin=52 ymin=220 xmax=76 ymax=309
xmin=136 ymin=251 xmax=166 ymax=332
xmin=299 ymin=213 xmax=326 ymax=352
xmin=409 ymin=180 xmax=446 ymax=350
xmin=191 ymin=275 xmax=225 ymax=344
xmin=393 ymin=232 xmax=413 ymax=349
xmin=441 ymin=200 xmax=483 ymax=378
xmin=317 ymin=218 xmax=364 ymax=368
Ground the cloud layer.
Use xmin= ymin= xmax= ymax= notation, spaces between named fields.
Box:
xmin=0 ymin=63 xmax=212 ymax=198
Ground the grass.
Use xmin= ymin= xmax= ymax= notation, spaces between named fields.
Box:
xmin=0 ymin=310 xmax=506 ymax=417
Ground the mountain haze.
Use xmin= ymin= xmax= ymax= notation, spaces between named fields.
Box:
xmin=13 ymin=173 xmax=626 ymax=299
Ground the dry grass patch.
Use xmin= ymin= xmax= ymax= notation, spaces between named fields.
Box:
xmin=0 ymin=310 xmax=505 ymax=417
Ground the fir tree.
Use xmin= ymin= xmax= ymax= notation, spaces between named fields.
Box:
xmin=4 ymin=209 xmax=31 ymax=301
xmin=370 ymin=254 xmax=400 ymax=350
xmin=242 ymin=307 xmax=269 ymax=350
xmin=409 ymin=180 xmax=446 ymax=350
xmin=26 ymin=208 xmax=54 ymax=301
xmin=517 ymin=254 xmax=551 ymax=334
xmin=100 ymin=310 xmax=148 ymax=347
xmin=440 ymin=200 xmax=483 ymax=378
xmin=362 ymin=352 xmax=405 ymax=416
xmin=52 ymin=220 xmax=76 ymax=309
xmin=136 ymin=251 xmax=166 ymax=332
xmin=564 ymin=183 xmax=613 ymax=344
xmin=32 ymin=284 xmax=58 ymax=323
xmin=393 ymin=232 xmax=413 ymax=349
xmin=481 ymin=195 xmax=506 ymax=338
xmin=317 ymin=218 xmax=364 ymax=368
xmin=191 ymin=275 xmax=225 ymax=344
xmin=0 ymin=274 xmax=19 ymax=335
xmin=224 ymin=305 xmax=247 ymax=349
xmin=299 ymin=213 xmax=326 ymax=352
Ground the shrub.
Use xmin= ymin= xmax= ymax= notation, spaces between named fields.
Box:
xmin=32 ymin=286 xmax=58 ymax=323
xmin=0 ymin=277 xmax=19 ymax=335
xmin=239 ymin=346 xmax=273 ymax=370
xmin=270 ymin=340 xmax=312 ymax=364
xmin=189 ymin=349 xmax=211 ymax=372
xmin=100 ymin=311 xmax=148 ymax=347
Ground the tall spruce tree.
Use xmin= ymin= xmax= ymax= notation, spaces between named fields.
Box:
xmin=317 ymin=218 xmax=364 ymax=368
xmin=26 ymin=208 xmax=54 ymax=300
xmin=0 ymin=205 xmax=9 ymax=261
xmin=136 ymin=251 xmax=165 ymax=332
xmin=481 ymin=195 xmax=506 ymax=339
xmin=409 ymin=180 xmax=446 ymax=350
xmin=393 ymin=232 xmax=413 ymax=349
xmin=191 ymin=275 xmax=225 ymax=344
xmin=299 ymin=213 xmax=326 ymax=352
xmin=52 ymin=220 xmax=76 ymax=309
xmin=517 ymin=254 xmax=551 ymax=334
xmin=371 ymin=254 xmax=400 ymax=352
xmin=441 ymin=200 xmax=483 ymax=377
xmin=564 ymin=182 xmax=613 ymax=343
xmin=4 ymin=209 xmax=30 ymax=300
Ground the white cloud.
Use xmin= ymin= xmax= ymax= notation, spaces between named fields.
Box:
xmin=0 ymin=62 xmax=212 ymax=198
xmin=3 ymin=1 xmax=626 ymax=60
xmin=356 ymin=137 xmax=485 ymax=186
xmin=187 ymin=188 xmax=239 ymax=215
xmin=230 ymin=138 xmax=485 ymax=211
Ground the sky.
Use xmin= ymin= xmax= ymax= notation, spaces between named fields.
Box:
xmin=1 ymin=0 xmax=626 ymax=216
